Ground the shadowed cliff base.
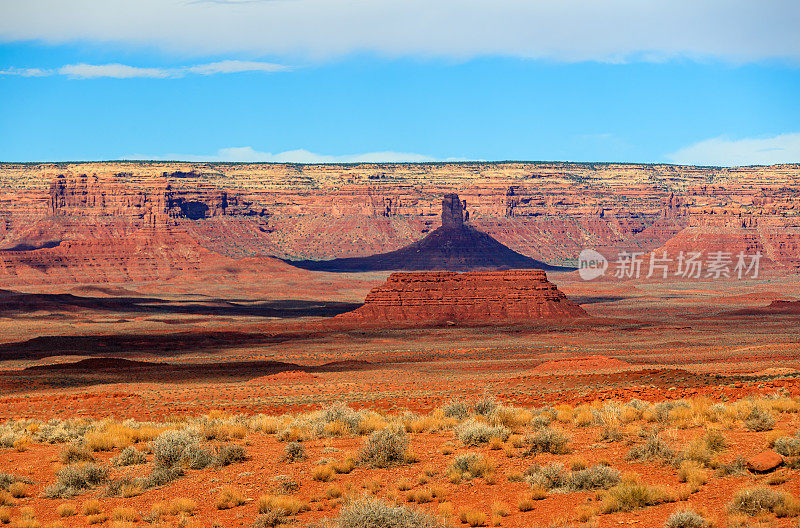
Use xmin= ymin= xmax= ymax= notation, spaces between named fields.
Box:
xmin=286 ymin=194 xmax=575 ymax=272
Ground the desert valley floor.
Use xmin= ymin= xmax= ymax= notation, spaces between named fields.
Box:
xmin=1 ymin=269 xmax=800 ymax=528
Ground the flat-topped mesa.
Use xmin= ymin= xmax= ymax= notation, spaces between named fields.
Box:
xmin=338 ymin=269 xmax=587 ymax=325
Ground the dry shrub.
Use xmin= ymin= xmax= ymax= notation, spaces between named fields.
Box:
xmin=111 ymin=446 xmax=147 ymax=467
xmin=110 ymin=507 xmax=137 ymax=521
xmin=282 ymin=441 xmax=305 ymax=462
xmin=167 ymin=498 xmax=197 ymax=516
xmin=627 ymin=430 xmax=674 ymax=463
xmin=85 ymin=513 xmax=107 ymax=525
xmin=774 ymin=436 xmax=800 ymax=457
xmin=312 ymin=464 xmax=335 ymax=482
xmin=326 ymin=485 xmax=343 ymax=499
xmin=524 ymin=428 xmax=570 ymax=455
xmin=213 ymin=443 xmax=247 ymax=467
xmin=459 ymin=508 xmax=488 ymax=527
xmin=600 ymin=475 xmax=673 ymax=513
xmin=728 ymin=486 xmax=800 ymax=517
xmin=360 ymin=426 xmax=410 ymax=468
xmin=449 ymin=453 xmax=494 ymax=481
xmin=665 ymin=509 xmax=708 ymax=528
xmin=0 ymin=507 xmax=9 ymax=524
xmin=573 ymin=408 xmax=594 ymax=427
xmin=82 ymin=499 xmax=102 ymax=515
xmin=8 ymin=482 xmax=29 ymax=498
xmin=744 ymin=407 xmax=775 ymax=432
xmin=338 ymin=496 xmax=446 ymax=528
xmin=257 ymin=494 xmax=310 ymax=516
xmin=215 ymin=486 xmax=246 ymax=510
xmin=677 ymin=461 xmax=708 ymax=486
xmin=60 ymin=444 xmax=94 ymax=464
xmin=333 ymin=457 xmax=356 ymax=474
xmin=56 ymin=504 xmax=76 ymax=517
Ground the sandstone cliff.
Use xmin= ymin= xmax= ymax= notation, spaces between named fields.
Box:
xmin=0 ymin=161 xmax=799 ymax=285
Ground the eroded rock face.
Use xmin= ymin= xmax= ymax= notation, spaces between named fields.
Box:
xmin=339 ymin=270 xmax=587 ymax=325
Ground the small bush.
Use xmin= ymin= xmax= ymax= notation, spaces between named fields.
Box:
xmin=456 ymin=420 xmax=510 ymax=447
xmin=450 ymin=453 xmax=493 ymax=481
xmin=524 ymin=428 xmax=570 ymax=455
xmin=215 ymin=486 xmax=246 ymax=510
xmin=526 ymin=463 xmax=567 ymax=490
xmin=312 ymin=464 xmax=335 ymax=482
xmin=138 ymin=466 xmax=183 ymax=489
xmin=717 ymin=457 xmax=748 ymax=477
xmin=213 ymin=444 xmax=247 ymax=467
xmin=459 ymin=508 xmax=488 ymax=527
xmin=182 ymin=443 xmax=213 ymax=469
xmin=151 ymin=429 xmax=198 ymax=468
xmin=56 ymin=503 xmax=76 ymax=517
xmin=337 ymin=496 xmax=446 ymax=528
xmin=43 ymin=464 xmax=108 ymax=498
xmin=110 ymin=507 xmax=137 ymax=521
xmin=568 ymin=464 xmax=621 ymax=491
xmin=627 ymin=431 xmax=674 ymax=463
xmin=167 ymin=498 xmax=197 ymax=515
xmin=440 ymin=400 xmax=470 ymax=420
xmin=744 ymin=407 xmax=775 ymax=432
xmin=665 ymin=509 xmax=708 ymax=528
xmin=60 ymin=444 xmax=94 ymax=464
xmin=8 ymin=482 xmax=29 ymax=498
xmin=728 ymin=486 xmax=800 ymax=516
xmin=600 ymin=478 xmax=672 ymax=513
xmin=282 ymin=441 xmax=306 ymax=462
xmin=473 ymin=396 xmax=499 ymax=417
xmin=774 ymin=436 xmax=800 ymax=457
xmin=111 ymin=446 xmax=147 ymax=467
xmin=82 ymin=499 xmax=102 ymax=515
xmin=360 ymin=426 xmax=409 ymax=468
xmin=257 ymin=495 xmax=310 ymax=516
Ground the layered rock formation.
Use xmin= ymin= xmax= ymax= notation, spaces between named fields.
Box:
xmin=338 ymin=270 xmax=587 ymax=325
xmin=288 ymin=193 xmax=572 ymax=271
xmin=1 ymin=161 xmax=799 ymax=286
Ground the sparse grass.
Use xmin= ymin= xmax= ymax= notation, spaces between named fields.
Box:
xmin=257 ymin=494 xmax=310 ymax=515
xmin=312 ymin=464 xmax=335 ymax=482
xmin=110 ymin=507 xmax=137 ymax=522
xmin=56 ymin=504 xmax=76 ymax=517
xmin=728 ymin=486 xmax=800 ymax=517
xmin=167 ymin=498 xmax=198 ymax=516
xmin=215 ymin=486 xmax=246 ymax=510
xmin=82 ymin=499 xmax=102 ymax=515
xmin=599 ymin=475 xmax=673 ymax=513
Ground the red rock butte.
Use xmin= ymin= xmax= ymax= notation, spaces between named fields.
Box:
xmin=338 ymin=269 xmax=586 ymax=325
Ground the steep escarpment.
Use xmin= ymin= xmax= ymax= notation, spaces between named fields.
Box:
xmin=1 ymin=162 xmax=799 ymax=285
xmin=338 ymin=269 xmax=587 ymax=325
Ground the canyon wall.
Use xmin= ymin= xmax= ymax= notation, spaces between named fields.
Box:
xmin=1 ymin=161 xmax=799 ymax=284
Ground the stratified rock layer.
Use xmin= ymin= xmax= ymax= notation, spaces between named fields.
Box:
xmin=339 ymin=270 xmax=586 ymax=325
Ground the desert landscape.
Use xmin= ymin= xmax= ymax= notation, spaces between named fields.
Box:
xmin=0 ymin=161 xmax=799 ymax=527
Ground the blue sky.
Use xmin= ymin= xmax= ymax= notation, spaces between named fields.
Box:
xmin=1 ymin=1 xmax=799 ymax=165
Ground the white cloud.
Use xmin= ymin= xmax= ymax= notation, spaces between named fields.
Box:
xmin=666 ymin=133 xmax=800 ymax=166
xmin=0 ymin=1 xmax=798 ymax=63
xmin=125 ymin=146 xmax=440 ymax=163
xmin=0 ymin=67 xmax=50 ymax=77
xmin=0 ymin=60 xmax=288 ymax=79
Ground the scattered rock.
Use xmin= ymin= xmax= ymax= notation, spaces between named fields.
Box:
xmin=746 ymin=450 xmax=783 ymax=473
